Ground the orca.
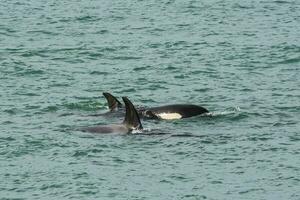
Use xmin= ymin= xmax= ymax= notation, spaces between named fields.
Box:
xmin=103 ymin=92 xmax=209 ymax=120
xmin=103 ymin=92 xmax=123 ymax=111
xmin=81 ymin=97 xmax=142 ymax=134
xmin=140 ymin=104 xmax=209 ymax=120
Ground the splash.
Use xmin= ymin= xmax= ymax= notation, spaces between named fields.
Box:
xmin=206 ymin=106 xmax=241 ymax=117
xmin=131 ymin=129 xmax=144 ymax=134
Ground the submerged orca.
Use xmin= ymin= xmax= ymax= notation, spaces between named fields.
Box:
xmin=103 ymin=92 xmax=209 ymax=120
xmin=103 ymin=92 xmax=123 ymax=111
xmin=82 ymin=97 xmax=142 ymax=134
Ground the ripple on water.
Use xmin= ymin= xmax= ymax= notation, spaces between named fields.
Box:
xmin=12 ymin=67 xmax=45 ymax=77
xmin=133 ymin=66 xmax=149 ymax=71
xmin=276 ymin=56 xmax=300 ymax=64
xmin=64 ymin=101 xmax=104 ymax=111
xmin=89 ymin=71 xmax=109 ymax=75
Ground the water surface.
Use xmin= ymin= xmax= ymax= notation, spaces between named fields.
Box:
xmin=1 ymin=0 xmax=299 ymax=199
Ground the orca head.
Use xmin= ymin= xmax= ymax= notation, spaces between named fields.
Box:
xmin=142 ymin=110 xmax=159 ymax=119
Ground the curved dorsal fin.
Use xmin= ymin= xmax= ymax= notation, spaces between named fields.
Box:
xmin=122 ymin=97 xmax=143 ymax=130
xmin=102 ymin=92 xmax=122 ymax=111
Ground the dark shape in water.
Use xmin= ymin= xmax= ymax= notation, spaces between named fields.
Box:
xmin=81 ymin=97 xmax=142 ymax=134
xmin=103 ymin=92 xmax=209 ymax=120
xmin=103 ymin=92 xmax=123 ymax=111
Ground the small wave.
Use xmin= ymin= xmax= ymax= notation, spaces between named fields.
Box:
xmin=170 ymin=134 xmax=204 ymax=138
xmin=131 ymin=129 xmax=144 ymax=134
xmin=95 ymin=30 xmax=109 ymax=34
xmin=89 ymin=71 xmax=109 ymax=75
xmin=131 ymin=128 xmax=171 ymax=136
xmin=3 ymin=107 xmax=27 ymax=115
xmin=0 ymin=136 xmax=16 ymax=141
xmin=207 ymin=106 xmax=241 ymax=117
xmin=133 ymin=66 xmax=148 ymax=71
xmin=273 ymin=0 xmax=292 ymax=4
xmin=12 ymin=67 xmax=45 ymax=76
xmin=75 ymin=15 xmax=102 ymax=22
xmin=147 ymin=84 xmax=168 ymax=90
xmin=111 ymin=55 xmax=143 ymax=60
xmin=174 ymin=74 xmax=189 ymax=79
xmin=42 ymin=105 xmax=59 ymax=112
xmin=2 ymin=121 xmax=14 ymax=125
xmin=275 ymin=56 xmax=300 ymax=64
xmin=119 ymin=88 xmax=136 ymax=93
xmin=26 ymin=30 xmax=59 ymax=36
xmin=233 ymin=3 xmax=255 ymax=9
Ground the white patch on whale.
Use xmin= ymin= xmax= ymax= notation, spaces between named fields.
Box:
xmin=157 ymin=112 xmax=182 ymax=120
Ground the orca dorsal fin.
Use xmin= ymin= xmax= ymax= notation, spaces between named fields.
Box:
xmin=103 ymin=92 xmax=122 ymax=111
xmin=122 ymin=97 xmax=143 ymax=130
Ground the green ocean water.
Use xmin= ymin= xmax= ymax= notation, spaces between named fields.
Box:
xmin=1 ymin=0 xmax=300 ymax=199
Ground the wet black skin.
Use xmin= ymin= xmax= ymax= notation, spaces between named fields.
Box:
xmin=102 ymin=92 xmax=209 ymax=120
xmin=140 ymin=104 xmax=209 ymax=119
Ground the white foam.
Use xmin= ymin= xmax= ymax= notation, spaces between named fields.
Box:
xmin=208 ymin=106 xmax=241 ymax=116
xmin=131 ymin=129 xmax=143 ymax=134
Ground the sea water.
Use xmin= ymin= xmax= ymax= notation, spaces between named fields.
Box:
xmin=1 ymin=0 xmax=299 ymax=199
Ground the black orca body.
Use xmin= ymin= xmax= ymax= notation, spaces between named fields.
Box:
xmin=82 ymin=97 xmax=142 ymax=134
xmin=103 ymin=93 xmax=209 ymax=120
xmin=140 ymin=104 xmax=209 ymax=120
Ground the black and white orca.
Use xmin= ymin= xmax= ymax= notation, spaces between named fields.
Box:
xmin=81 ymin=97 xmax=142 ymax=134
xmin=102 ymin=92 xmax=209 ymax=120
